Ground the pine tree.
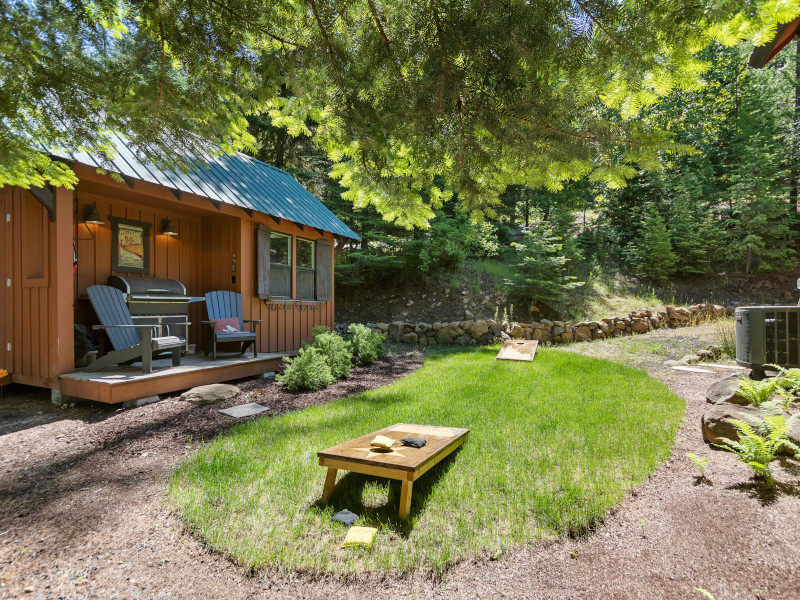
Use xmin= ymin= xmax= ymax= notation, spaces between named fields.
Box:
xmin=637 ymin=206 xmax=678 ymax=282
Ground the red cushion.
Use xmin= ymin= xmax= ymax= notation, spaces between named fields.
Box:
xmin=211 ymin=317 xmax=241 ymax=334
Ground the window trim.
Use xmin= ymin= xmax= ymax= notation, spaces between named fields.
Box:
xmin=296 ymin=237 xmax=316 ymax=300
xmin=269 ymin=232 xmax=293 ymax=299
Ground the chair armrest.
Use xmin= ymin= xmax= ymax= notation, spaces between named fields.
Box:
xmin=242 ymin=320 xmax=264 ymax=324
xmin=92 ymin=324 xmax=161 ymax=330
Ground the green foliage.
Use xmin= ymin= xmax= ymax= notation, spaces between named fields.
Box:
xmin=311 ymin=325 xmax=332 ymax=340
xmin=276 ymin=347 xmax=335 ymax=392
xmin=3 ymin=1 xmax=796 ymax=225
xmin=735 ymin=377 xmax=777 ymax=407
xmin=312 ymin=332 xmax=353 ymax=380
xmin=348 ymin=324 xmax=384 ymax=366
xmin=634 ymin=206 xmax=678 ymax=282
xmin=716 ymin=406 xmax=800 ymax=482
xmin=686 ymin=453 xmax=710 ymax=476
xmin=506 ymin=213 xmax=583 ymax=305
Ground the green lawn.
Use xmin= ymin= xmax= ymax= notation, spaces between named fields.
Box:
xmin=168 ymin=347 xmax=683 ymax=573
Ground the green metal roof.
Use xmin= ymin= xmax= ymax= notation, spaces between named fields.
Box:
xmin=50 ymin=135 xmax=360 ymax=240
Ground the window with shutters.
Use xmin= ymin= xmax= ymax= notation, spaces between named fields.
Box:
xmin=296 ymin=238 xmax=315 ymax=300
xmin=270 ymin=232 xmax=292 ymax=298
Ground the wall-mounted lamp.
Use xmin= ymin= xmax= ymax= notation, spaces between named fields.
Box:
xmin=83 ymin=204 xmax=105 ymax=225
xmin=161 ymin=218 xmax=179 ymax=237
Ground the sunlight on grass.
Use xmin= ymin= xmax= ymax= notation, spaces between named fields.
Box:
xmin=168 ymin=347 xmax=683 ymax=573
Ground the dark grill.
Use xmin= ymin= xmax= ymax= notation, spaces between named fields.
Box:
xmin=107 ymin=276 xmax=196 ymax=346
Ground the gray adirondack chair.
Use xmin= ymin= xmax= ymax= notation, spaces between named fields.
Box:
xmin=86 ymin=285 xmax=187 ymax=374
xmin=203 ymin=291 xmax=261 ymax=359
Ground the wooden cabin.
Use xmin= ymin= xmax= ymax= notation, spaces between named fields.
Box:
xmin=0 ymin=138 xmax=359 ymax=404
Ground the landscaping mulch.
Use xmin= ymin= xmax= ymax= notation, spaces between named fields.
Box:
xmin=1 ymin=339 xmax=799 ymax=599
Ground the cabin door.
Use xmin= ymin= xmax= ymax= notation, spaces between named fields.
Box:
xmin=0 ymin=190 xmax=11 ymax=373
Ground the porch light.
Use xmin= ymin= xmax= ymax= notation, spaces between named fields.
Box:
xmin=83 ymin=204 xmax=104 ymax=225
xmin=161 ymin=218 xmax=179 ymax=237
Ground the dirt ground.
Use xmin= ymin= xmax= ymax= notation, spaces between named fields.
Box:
xmin=1 ymin=339 xmax=799 ymax=599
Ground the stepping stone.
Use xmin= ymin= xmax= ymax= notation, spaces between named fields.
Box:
xmin=218 ymin=403 xmax=269 ymax=418
xmin=704 ymin=364 xmax=746 ymax=370
xmin=672 ymin=366 xmax=716 ymax=374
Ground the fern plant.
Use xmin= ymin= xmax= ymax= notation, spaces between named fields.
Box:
xmin=735 ymin=376 xmax=777 ymax=407
xmin=765 ymin=364 xmax=800 ymax=400
xmin=715 ymin=406 xmax=800 ymax=484
xmin=686 ymin=453 xmax=709 ymax=477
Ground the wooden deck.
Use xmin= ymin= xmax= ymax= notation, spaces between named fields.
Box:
xmin=59 ymin=351 xmax=290 ymax=404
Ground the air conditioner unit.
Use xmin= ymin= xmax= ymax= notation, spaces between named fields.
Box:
xmin=736 ymin=306 xmax=800 ymax=371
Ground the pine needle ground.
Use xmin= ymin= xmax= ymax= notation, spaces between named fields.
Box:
xmin=168 ymin=347 xmax=683 ymax=573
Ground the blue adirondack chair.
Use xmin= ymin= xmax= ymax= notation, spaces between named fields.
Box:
xmin=86 ymin=285 xmax=187 ymax=374
xmin=203 ymin=291 xmax=261 ymax=359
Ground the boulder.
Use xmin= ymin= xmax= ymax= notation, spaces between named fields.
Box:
xmin=434 ymin=328 xmax=456 ymax=345
xmin=631 ymin=321 xmax=649 ymax=333
xmin=464 ymin=309 xmax=474 ymax=320
xmin=705 ymin=374 xmax=749 ymax=405
xmin=181 ymin=383 xmax=241 ymax=406
xmin=575 ymin=325 xmax=592 ymax=340
xmin=471 ymin=320 xmax=490 ymax=337
xmin=532 ymin=328 xmax=551 ymax=342
xmin=561 ymin=332 xmax=574 ymax=342
xmin=552 ymin=325 xmax=566 ymax=335
xmin=478 ymin=332 xmax=495 ymax=344
xmin=401 ymin=332 xmax=419 ymax=344
xmin=388 ymin=322 xmax=404 ymax=342
xmin=696 ymin=349 xmax=714 ymax=361
xmin=701 ymin=403 xmax=763 ymax=444
xmin=511 ymin=326 xmax=526 ymax=339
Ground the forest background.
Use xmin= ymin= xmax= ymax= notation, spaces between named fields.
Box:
xmin=249 ymin=43 xmax=800 ymax=322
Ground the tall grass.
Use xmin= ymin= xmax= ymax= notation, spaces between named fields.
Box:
xmin=169 ymin=348 xmax=683 ymax=573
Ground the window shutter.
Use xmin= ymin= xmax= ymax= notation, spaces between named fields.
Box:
xmin=256 ymin=224 xmax=271 ymax=299
xmin=315 ymin=240 xmax=332 ymax=301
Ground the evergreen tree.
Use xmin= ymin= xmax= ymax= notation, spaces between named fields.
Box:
xmin=636 ymin=206 xmax=678 ymax=282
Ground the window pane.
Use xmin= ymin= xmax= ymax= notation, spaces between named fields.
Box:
xmin=297 ymin=239 xmax=314 ymax=268
xmin=270 ymin=265 xmax=291 ymax=297
xmin=270 ymin=233 xmax=291 ymax=265
xmin=297 ymin=270 xmax=315 ymax=300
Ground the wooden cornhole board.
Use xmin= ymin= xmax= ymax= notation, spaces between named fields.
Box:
xmin=317 ymin=423 xmax=469 ymax=520
xmin=496 ymin=339 xmax=538 ymax=361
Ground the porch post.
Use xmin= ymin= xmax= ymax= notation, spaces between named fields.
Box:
xmin=48 ymin=187 xmax=75 ymax=381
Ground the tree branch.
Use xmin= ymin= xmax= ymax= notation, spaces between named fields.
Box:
xmin=206 ymin=0 xmax=306 ymax=48
xmin=152 ymin=15 xmax=166 ymax=132
xmin=573 ymin=0 xmax=643 ymax=59
xmin=307 ymin=0 xmax=339 ymax=72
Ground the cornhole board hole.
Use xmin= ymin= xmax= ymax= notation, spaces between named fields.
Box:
xmin=496 ymin=340 xmax=538 ymax=362
xmin=317 ymin=424 xmax=469 ymax=520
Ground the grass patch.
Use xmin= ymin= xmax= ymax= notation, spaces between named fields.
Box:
xmin=168 ymin=347 xmax=683 ymax=573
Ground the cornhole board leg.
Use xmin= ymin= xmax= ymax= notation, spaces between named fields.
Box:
xmin=322 ymin=467 xmax=338 ymax=501
xmin=496 ymin=339 xmax=538 ymax=361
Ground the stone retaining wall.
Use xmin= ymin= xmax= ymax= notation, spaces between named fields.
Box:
xmin=336 ymin=302 xmax=737 ymax=346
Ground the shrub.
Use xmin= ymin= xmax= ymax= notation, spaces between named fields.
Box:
xmin=312 ymin=325 xmax=331 ymax=341
xmin=276 ymin=347 xmax=335 ymax=391
xmin=716 ymin=403 xmax=800 ymax=483
xmin=348 ymin=323 xmax=385 ymax=365
xmin=313 ymin=331 xmax=353 ymax=379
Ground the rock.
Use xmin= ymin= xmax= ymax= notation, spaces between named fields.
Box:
xmin=401 ymin=332 xmax=419 ymax=344
xmin=376 ymin=322 xmax=389 ymax=332
xmin=181 ymin=384 xmax=241 ymax=406
xmin=631 ymin=321 xmax=649 ymax=333
xmin=464 ymin=309 xmax=474 ymax=320
xmin=471 ymin=320 xmax=489 ymax=337
xmin=434 ymin=328 xmax=456 ymax=345
xmin=511 ymin=326 xmax=526 ymax=339
xmin=702 ymin=403 xmax=763 ymax=444
xmin=457 ymin=334 xmax=473 ymax=345
xmin=490 ymin=321 xmax=502 ymax=335
xmin=388 ymin=322 xmax=404 ymax=342
xmin=649 ymin=317 xmax=660 ymax=329
xmin=615 ymin=321 xmax=626 ymax=330
xmin=532 ymin=328 xmax=551 ymax=342
xmin=680 ymin=354 xmax=700 ymax=365
xmin=433 ymin=322 xmax=442 ymax=331
xmin=726 ymin=305 xmax=736 ymax=316
xmin=561 ymin=332 xmax=574 ymax=342
xmin=500 ymin=331 xmax=511 ymax=340
xmin=552 ymin=325 xmax=566 ymax=335
xmin=576 ymin=325 xmax=592 ymax=340
xmin=478 ymin=332 xmax=495 ymax=344
xmin=705 ymin=374 xmax=749 ymax=405
xmin=406 ymin=300 xmax=414 ymax=307
xmin=696 ymin=349 xmax=714 ymax=361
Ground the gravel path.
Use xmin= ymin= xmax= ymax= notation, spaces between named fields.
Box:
xmin=1 ymin=342 xmax=799 ymax=599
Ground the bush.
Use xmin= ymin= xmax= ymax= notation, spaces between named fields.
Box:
xmin=313 ymin=331 xmax=353 ymax=379
xmin=311 ymin=325 xmax=331 ymax=341
xmin=349 ymin=323 xmax=385 ymax=365
xmin=276 ymin=347 xmax=335 ymax=391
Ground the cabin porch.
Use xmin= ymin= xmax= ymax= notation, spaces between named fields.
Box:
xmin=58 ymin=351 xmax=291 ymax=404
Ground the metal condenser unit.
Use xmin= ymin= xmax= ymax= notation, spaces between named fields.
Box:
xmin=735 ymin=306 xmax=800 ymax=372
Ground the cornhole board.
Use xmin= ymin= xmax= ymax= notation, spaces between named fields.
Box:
xmin=496 ymin=339 xmax=538 ymax=361
xmin=317 ymin=423 xmax=469 ymax=520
